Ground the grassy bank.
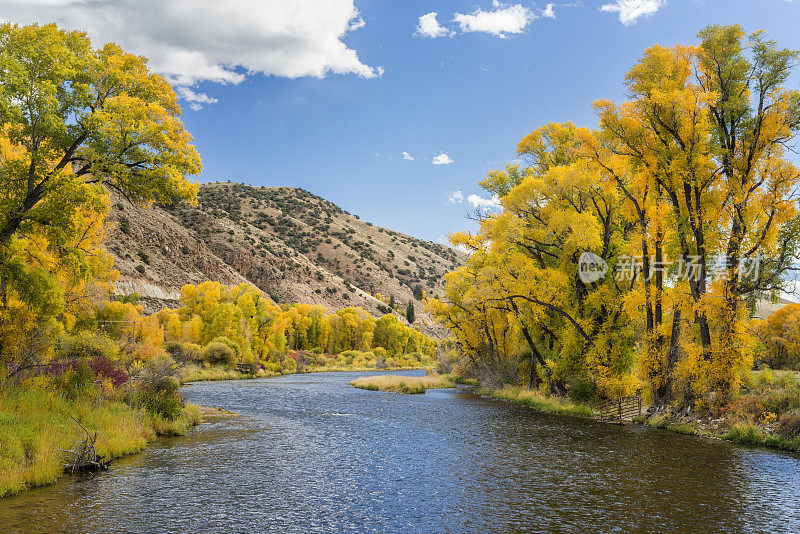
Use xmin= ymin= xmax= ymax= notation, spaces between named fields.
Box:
xmin=448 ymin=375 xmax=479 ymax=386
xmin=641 ymin=415 xmax=800 ymax=452
xmin=638 ymin=369 xmax=800 ymax=452
xmin=350 ymin=374 xmax=455 ymax=394
xmin=0 ymin=385 xmax=200 ymax=498
xmin=476 ymin=369 xmax=800 ymax=453
xmin=303 ymin=364 xmax=426 ymax=374
xmin=477 ymin=386 xmax=594 ymax=417
xmin=180 ymin=365 xmax=277 ymax=382
xmin=181 ymin=364 xmax=428 ymax=383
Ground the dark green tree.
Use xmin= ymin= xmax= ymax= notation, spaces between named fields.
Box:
xmin=406 ymin=302 xmax=415 ymax=324
xmin=413 ymin=284 xmax=424 ymax=301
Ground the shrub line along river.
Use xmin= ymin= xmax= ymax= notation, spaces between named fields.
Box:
xmin=1 ymin=370 xmax=798 ymax=533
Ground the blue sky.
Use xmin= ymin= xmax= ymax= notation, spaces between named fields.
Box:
xmin=4 ymin=0 xmax=800 ymax=242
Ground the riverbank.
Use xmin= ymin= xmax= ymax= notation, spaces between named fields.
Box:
xmin=0 ymin=384 xmax=200 ymax=498
xmin=640 ymin=411 xmax=800 ymax=453
xmin=478 ymin=375 xmax=800 ymax=453
xmin=477 ymin=386 xmax=594 ymax=417
xmin=633 ymin=369 xmax=800 ymax=452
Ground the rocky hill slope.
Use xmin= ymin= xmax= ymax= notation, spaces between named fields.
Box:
xmin=105 ymin=182 xmax=465 ymax=329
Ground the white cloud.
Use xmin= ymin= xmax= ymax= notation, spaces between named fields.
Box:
xmin=402 ymin=151 xmax=415 ymax=160
xmin=467 ymin=193 xmax=501 ymax=209
xmin=447 ymin=190 xmax=464 ymax=204
xmin=453 ymin=2 xmax=536 ymax=38
xmin=415 ymin=12 xmax=454 ymax=38
xmin=349 ymin=17 xmax=366 ymax=31
xmin=542 ymin=3 xmax=556 ymax=18
xmin=433 ymin=153 xmax=454 ymax=165
xmin=600 ymin=0 xmax=666 ymax=25
xmin=176 ymin=87 xmax=219 ymax=111
xmin=0 ymin=0 xmax=382 ymax=109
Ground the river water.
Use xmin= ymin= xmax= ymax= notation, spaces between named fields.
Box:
xmin=1 ymin=370 xmax=799 ymax=533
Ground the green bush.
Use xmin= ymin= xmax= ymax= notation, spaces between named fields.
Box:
xmin=210 ymin=336 xmax=241 ymax=359
xmin=281 ymin=356 xmax=297 ymax=374
xmin=569 ymin=376 xmax=598 ymax=403
xmin=201 ymin=341 xmax=236 ymax=367
xmin=164 ymin=340 xmax=184 ymax=360
xmin=124 ymin=381 xmax=184 ymax=420
xmin=55 ymin=332 xmax=119 ymax=362
xmin=124 ymin=354 xmax=185 ymax=420
xmin=56 ymin=363 xmax=96 ymax=400
xmin=340 ymin=350 xmax=360 ymax=365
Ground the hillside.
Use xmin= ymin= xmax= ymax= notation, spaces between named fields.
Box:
xmin=105 ymin=182 xmax=465 ymax=329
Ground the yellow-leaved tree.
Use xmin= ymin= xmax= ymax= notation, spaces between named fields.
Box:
xmin=0 ymin=23 xmax=201 ymax=372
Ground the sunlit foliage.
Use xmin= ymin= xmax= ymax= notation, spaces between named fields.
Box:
xmin=430 ymin=25 xmax=800 ymax=411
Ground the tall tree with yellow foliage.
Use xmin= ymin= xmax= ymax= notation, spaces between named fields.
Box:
xmin=432 ymin=25 xmax=800 ymax=411
xmin=0 ymin=23 xmax=200 ymax=369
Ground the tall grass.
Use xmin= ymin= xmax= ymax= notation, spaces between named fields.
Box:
xmin=0 ymin=384 xmax=200 ymax=498
xmin=181 ymin=365 xmax=276 ymax=383
xmin=181 ymin=363 xmax=427 ymax=383
xmin=350 ymin=375 xmax=455 ymax=394
xmin=479 ymin=386 xmax=594 ymax=417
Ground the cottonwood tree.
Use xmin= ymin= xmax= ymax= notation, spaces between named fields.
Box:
xmin=0 ymin=23 xmax=200 ymax=364
xmin=593 ymin=26 xmax=800 ymax=406
xmin=430 ymin=26 xmax=800 ymax=411
xmin=430 ymin=123 xmax=638 ymax=397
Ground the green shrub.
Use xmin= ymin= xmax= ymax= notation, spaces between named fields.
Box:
xmin=200 ymin=342 xmax=236 ymax=367
xmin=209 ymin=336 xmax=241 ymax=359
xmin=55 ymin=332 xmax=119 ymax=362
xmin=164 ymin=340 xmax=184 ymax=360
xmin=281 ymin=356 xmax=297 ymax=374
xmin=740 ymin=369 xmax=756 ymax=391
xmin=756 ymin=368 xmax=775 ymax=387
xmin=725 ymin=422 xmax=764 ymax=445
xmin=124 ymin=381 xmax=184 ymax=420
xmin=569 ymin=376 xmax=598 ymax=403
xmin=55 ymin=363 xmax=96 ymax=400
xmin=124 ymin=354 xmax=185 ymax=420
xmin=184 ymin=343 xmax=202 ymax=362
xmin=340 ymin=350 xmax=360 ymax=365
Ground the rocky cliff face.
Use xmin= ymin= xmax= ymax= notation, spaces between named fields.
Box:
xmin=105 ymin=182 xmax=465 ymax=330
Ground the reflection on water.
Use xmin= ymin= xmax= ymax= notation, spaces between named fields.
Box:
xmin=1 ymin=370 xmax=798 ymax=533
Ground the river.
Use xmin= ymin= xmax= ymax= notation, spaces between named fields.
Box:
xmin=1 ymin=370 xmax=799 ymax=533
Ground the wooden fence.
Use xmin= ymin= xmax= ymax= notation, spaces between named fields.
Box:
xmin=592 ymin=395 xmax=642 ymax=423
